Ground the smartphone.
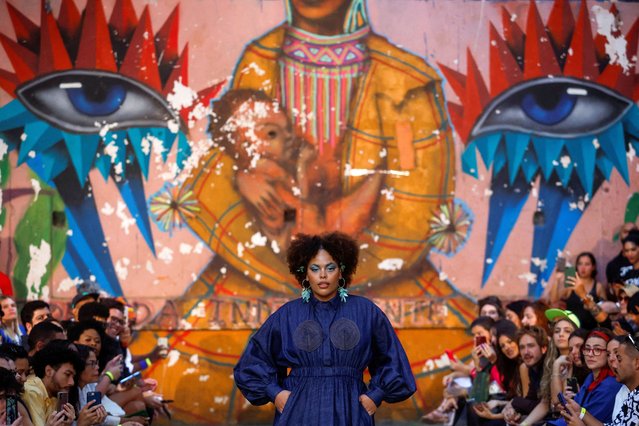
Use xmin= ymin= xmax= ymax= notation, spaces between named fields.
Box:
xmin=566 ymin=377 xmax=579 ymax=393
xmin=564 ymin=266 xmax=577 ymax=287
xmin=6 ymin=396 xmax=18 ymax=424
xmin=474 ymin=335 xmax=487 ymax=347
xmin=87 ymin=391 xmax=102 ymax=406
xmin=556 ymin=257 xmax=567 ymax=272
xmin=119 ymin=371 xmax=142 ymax=384
xmin=57 ymin=391 xmax=69 ymax=411
xmin=557 ymin=392 xmax=571 ymax=414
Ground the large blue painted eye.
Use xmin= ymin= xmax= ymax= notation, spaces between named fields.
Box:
xmin=471 ymin=77 xmax=632 ymax=138
xmin=65 ymin=80 xmax=126 ymax=116
xmin=16 ymin=70 xmax=178 ymax=134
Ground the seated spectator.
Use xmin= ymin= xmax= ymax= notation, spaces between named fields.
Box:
xmin=505 ymin=300 xmax=527 ymax=329
xmin=24 ymin=342 xmax=81 ymax=426
xmin=606 ymin=336 xmax=629 ymax=421
xmin=568 ymin=328 xmax=591 ymax=387
xmin=73 ymin=344 xmax=148 ymax=426
xmin=472 ymin=320 xmax=521 ymax=424
xmin=503 ymin=326 xmax=548 ymax=424
xmin=521 ymin=301 xmax=550 ymax=331
xmin=548 ymin=253 xmax=607 ymax=330
xmin=562 ymin=332 xmax=639 ymax=425
xmin=479 ymin=296 xmax=505 ymax=321
xmin=0 ymin=296 xmax=26 ymax=345
xmin=19 ymin=301 xmax=51 ymax=335
xmin=27 ymin=321 xmax=65 ymax=357
xmin=548 ymin=329 xmax=622 ymax=425
xmin=0 ymin=367 xmax=33 ymax=426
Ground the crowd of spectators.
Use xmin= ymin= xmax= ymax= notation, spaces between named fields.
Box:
xmin=0 ymin=283 xmax=169 ymax=426
xmin=421 ymin=223 xmax=639 ymax=426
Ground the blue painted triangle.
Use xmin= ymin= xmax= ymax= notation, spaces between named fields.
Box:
xmin=532 ymin=136 xmax=564 ymax=181
xmin=504 ymin=133 xmax=530 ymax=184
xmin=521 ymin=149 xmax=539 ymax=182
xmin=26 ymin=144 xmax=69 ymax=182
xmin=95 ymin=153 xmax=111 ymax=181
xmin=622 ymin=104 xmax=639 ymax=137
xmin=565 ymin=137 xmax=596 ymax=196
xmin=177 ymin=132 xmax=191 ymax=169
xmin=114 ymin=158 xmax=155 ymax=255
xmin=493 ymin=143 xmax=506 ymax=175
xmin=598 ymin=122 xmax=629 ymax=184
xmin=320 ymin=54 xmax=332 ymax=63
xmin=18 ymin=122 xmax=63 ymax=165
xmin=127 ymin=128 xmax=151 ymax=179
xmin=146 ymin=127 xmax=176 ymax=164
xmin=481 ymin=171 xmax=530 ymax=286
xmin=0 ymin=99 xmax=37 ymax=131
xmin=53 ymin=167 xmax=123 ymax=296
xmin=528 ymin=175 xmax=602 ymax=297
xmin=61 ymin=132 xmax=100 ymax=185
xmin=461 ymin=142 xmax=478 ymax=177
xmin=474 ymin=133 xmax=501 ymax=169
xmin=596 ymin=152 xmax=613 ymax=180
xmin=555 ymin=149 xmax=574 ymax=187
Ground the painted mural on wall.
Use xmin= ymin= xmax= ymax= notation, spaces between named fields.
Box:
xmin=0 ymin=0 xmax=638 ymax=423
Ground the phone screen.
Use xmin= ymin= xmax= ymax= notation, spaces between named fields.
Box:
xmin=474 ymin=335 xmax=487 ymax=347
xmin=6 ymin=396 xmax=18 ymax=424
xmin=564 ymin=267 xmax=577 ymax=287
xmin=57 ymin=391 xmax=69 ymax=411
xmin=88 ymin=391 xmax=102 ymax=406
xmin=567 ymin=377 xmax=578 ymax=393
xmin=556 ymin=257 xmax=566 ymax=272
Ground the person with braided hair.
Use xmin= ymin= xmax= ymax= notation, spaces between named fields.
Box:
xmin=233 ymin=231 xmax=415 ymax=425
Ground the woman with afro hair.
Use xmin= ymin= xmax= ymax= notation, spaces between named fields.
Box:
xmin=234 ymin=232 xmax=415 ymax=425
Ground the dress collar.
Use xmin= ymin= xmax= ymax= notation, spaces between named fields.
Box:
xmin=309 ymin=293 xmax=341 ymax=309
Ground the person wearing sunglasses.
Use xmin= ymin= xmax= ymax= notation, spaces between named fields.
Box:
xmin=561 ymin=333 xmax=639 ymax=426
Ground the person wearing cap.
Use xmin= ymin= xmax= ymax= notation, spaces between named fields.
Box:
xmin=71 ymin=291 xmax=100 ymax=321
xmin=561 ymin=333 xmax=639 ymax=426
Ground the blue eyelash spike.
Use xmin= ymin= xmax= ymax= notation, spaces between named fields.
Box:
xmin=301 ymin=287 xmax=311 ymax=303
xmin=338 ymin=286 xmax=348 ymax=303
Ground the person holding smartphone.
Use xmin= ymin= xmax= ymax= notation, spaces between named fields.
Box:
xmin=547 ymin=253 xmax=608 ymax=330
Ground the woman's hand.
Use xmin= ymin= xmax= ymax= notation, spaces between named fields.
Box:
xmin=60 ymin=403 xmax=75 ymax=426
xmin=472 ymin=402 xmax=499 ymax=420
xmin=359 ymin=394 xmax=377 ymax=416
xmin=560 ymin=398 xmax=585 ymax=426
xmin=7 ymin=415 xmax=23 ymax=426
xmin=44 ymin=410 xmax=66 ymax=426
xmin=77 ymin=400 xmax=107 ymax=426
xmin=478 ymin=343 xmax=497 ymax=364
xmin=274 ymin=390 xmax=291 ymax=414
xmin=103 ymin=354 xmax=123 ymax=381
xmin=553 ymin=355 xmax=571 ymax=376
xmin=567 ymin=275 xmax=587 ymax=299
xmin=122 ymin=416 xmax=150 ymax=426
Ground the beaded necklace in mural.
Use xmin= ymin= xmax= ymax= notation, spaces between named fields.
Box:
xmin=279 ymin=25 xmax=370 ymax=156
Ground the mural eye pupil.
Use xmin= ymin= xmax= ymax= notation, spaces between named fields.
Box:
xmin=268 ymin=130 xmax=278 ymax=139
xmin=66 ymin=80 xmax=127 ymax=117
xmin=520 ymin=86 xmax=577 ymax=126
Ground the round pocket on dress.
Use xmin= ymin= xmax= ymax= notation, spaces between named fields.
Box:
xmin=293 ymin=320 xmax=323 ymax=352
xmin=329 ymin=318 xmax=360 ymax=351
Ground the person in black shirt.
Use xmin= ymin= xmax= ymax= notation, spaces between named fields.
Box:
xmin=606 ymin=223 xmax=637 ymax=296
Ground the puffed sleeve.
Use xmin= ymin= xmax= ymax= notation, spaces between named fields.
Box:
xmin=233 ymin=312 xmax=286 ymax=406
xmin=365 ymin=307 xmax=416 ymax=406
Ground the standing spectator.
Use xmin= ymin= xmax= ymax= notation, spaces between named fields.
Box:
xmin=479 ymin=296 xmax=504 ymax=321
xmin=20 ymin=301 xmax=51 ymax=335
xmin=606 ymin=223 xmax=637 ymax=291
xmin=0 ymin=296 xmax=26 ymax=345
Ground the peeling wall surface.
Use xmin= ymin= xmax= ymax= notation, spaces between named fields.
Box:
xmin=1 ymin=0 xmax=639 ymax=423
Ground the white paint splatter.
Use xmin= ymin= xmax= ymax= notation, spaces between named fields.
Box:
xmin=199 ymin=375 xmax=210 ymax=382
xmin=344 ymin=164 xmax=410 ymax=177
xmin=193 ymin=242 xmax=204 ymax=254
xmin=167 ymin=78 xmax=198 ymax=111
xmin=271 ymin=240 xmax=280 ymax=254
xmin=531 ymin=257 xmax=547 ymax=272
xmin=180 ymin=319 xmax=193 ymax=330
xmin=237 ymin=243 xmax=245 ymax=258
xmin=192 ymin=301 xmax=206 ymax=318
xmin=26 ymin=240 xmax=51 ymax=299
xmin=158 ymin=247 xmax=174 ymax=264
xmin=377 ymin=258 xmax=404 ymax=271
xmin=381 ymin=187 xmax=395 ymax=201
xmin=167 ymin=350 xmax=180 ymax=367
xmin=115 ymin=257 xmax=130 ymax=281
xmin=0 ymin=139 xmax=8 ymax=160
xmin=518 ymin=272 xmax=538 ymax=284
xmin=560 ymin=155 xmax=571 ymax=168
xmin=592 ymin=6 xmax=633 ymax=72
xmin=189 ymin=354 xmax=199 ymax=365
xmin=115 ymin=201 xmax=136 ymax=235
xmin=101 ymin=202 xmax=115 ymax=216
xmin=30 ymin=179 xmax=41 ymax=202
xmin=57 ymin=277 xmax=82 ymax=293
xmin=179 ymin=243 xmax=193 ymax=254
xmin=249 ymin=232 xmax=267 ymax=247
xmin=214 ymin=396 xmax=229 ymax=404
